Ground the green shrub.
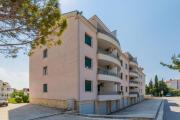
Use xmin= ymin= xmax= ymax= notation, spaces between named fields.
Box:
xmin=8 ymin=98 xmax=17 ymax=104
xmin=22 ymin=95 xmax=29 ymax=103
xmin=15 ymin=97 xmax=22 ymax=103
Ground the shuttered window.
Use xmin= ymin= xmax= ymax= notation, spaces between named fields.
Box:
xmin=85 ymin=57 xmax=92 ymax=69
xmin=85 ymin=80 xmax=92 ymax=92
xmin=85 ymin=34 xmax=92 ymax=46
xmin=43 ymin=49 xmax=48 ymax=58
xmin=43 ymin=84 xmax=48 ymax=92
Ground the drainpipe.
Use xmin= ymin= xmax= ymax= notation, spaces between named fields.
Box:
xmin=77 ymin=12 xmax=81 ymax=105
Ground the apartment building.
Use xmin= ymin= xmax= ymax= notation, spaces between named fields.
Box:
xmin=166 ymin=79 xmax=180 ymax=89
xmin=29 ymin=11 xmax=145 ymax=114
xmin=0 ymin=80 xmax=13 ymax=99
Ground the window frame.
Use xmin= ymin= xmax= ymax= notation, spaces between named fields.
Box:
xmin=85 ymin=33 xmax=92 ymax=47
xmin=125 ymin=63 xmax=128 ymax=69
xmin=43 ymin=49 xmax=48 ymax=58
xmin=85 ymin=80 xmax=92 ymax=92
xmin=43 ymin=84 xmax=48 ymax=93
xmin=43 ymin=66 xmax=48 ymax=76
xmin=126 ymin=87 xmax=128 ymax=92
xmin=120 ymin=73 xmax=123 ymax=79
xmin=85 ymin=56 xmax=92 ymax=69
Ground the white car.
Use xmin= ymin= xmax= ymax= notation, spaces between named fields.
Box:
xmin=0 ymin=99 xmax=8 ymax=106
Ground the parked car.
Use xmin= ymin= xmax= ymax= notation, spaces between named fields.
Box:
xmin=166 ymin=93 xmax=172 ymax=97
xmin=0 ymin=99 xmax=8 ymax=106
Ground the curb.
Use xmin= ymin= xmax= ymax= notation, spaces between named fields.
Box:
xmin=155 ymin=100 xmax=164 ymax=120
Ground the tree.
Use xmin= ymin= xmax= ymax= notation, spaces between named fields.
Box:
xmin=158 ymin=78 xmax=169 ymax=96
xmin=154 ymin=75 xmax=159 ymax=96
xmin=149 ymin=79 xmax=154 ymax=94
xmin=145 ymin=84 xmax=150 ymax=95
xmin=161 ymin=54 xmax=180 ymax=72
xmin=0 ymin=0 xmax=67 ymax=57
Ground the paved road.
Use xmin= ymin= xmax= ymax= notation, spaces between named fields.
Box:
xmin=111 ymin=98 xmax=162 ymax=119
xmin=0 ymin=103 xmax=124 ymax=120
xmin=164 ymin=97 xmax=180 ymax=120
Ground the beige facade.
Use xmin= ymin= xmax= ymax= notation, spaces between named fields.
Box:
xmin=166 ymin=79 xmax=180 ymax=89
xmin=29 ymin=11 xmax=145 ymax=114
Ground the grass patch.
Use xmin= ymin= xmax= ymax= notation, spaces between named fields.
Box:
xmin=8 ymin=98 xmax=17 ymax=104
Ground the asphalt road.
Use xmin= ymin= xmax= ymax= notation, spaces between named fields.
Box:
xmin=164 ymin=97 xmax=180 ymax=120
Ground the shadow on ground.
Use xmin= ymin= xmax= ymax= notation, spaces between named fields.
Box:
xmin=164 ymin=100 xmax=180 ymax=120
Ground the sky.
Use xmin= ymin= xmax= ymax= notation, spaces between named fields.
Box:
xmin=0 ymin=0 xmax=180 ymax=89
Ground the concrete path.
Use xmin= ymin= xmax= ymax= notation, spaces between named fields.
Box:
xmin=164 ymin=97 xmax=180 ymax=120
xmin=111 ymin=99 xmax=162 ymax=119
xmin=0 ymin=103 xmax=64 ymax=120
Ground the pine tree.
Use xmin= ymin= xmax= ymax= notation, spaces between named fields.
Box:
xmin=148 ymin=79 xmax=154 ymax=95
xmin=161 ymin=54 xmax=180 ymax=72
xmin=154 ymin=75 xmax=159 ymax=96
xmin=0 ymin=0 xmax=67 ymax=57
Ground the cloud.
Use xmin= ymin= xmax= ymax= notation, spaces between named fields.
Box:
xmin=0 ymin=67 xmax=28 ymax=90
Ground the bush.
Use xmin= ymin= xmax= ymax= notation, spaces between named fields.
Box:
xmin=15 ymin=97 xmax=22 ymax=103
xmin=22 ymin=95 xmax=29 ymax=103
xmin=8 ymin=98 xmax=17 ymax=104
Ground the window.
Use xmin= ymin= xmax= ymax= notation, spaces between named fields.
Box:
xmin=121 ymin=86 xmax=123 ymax=91
xmin=120 ymin=60 xmax=123 ymax=66
xmin=43 ymin=49 xmax=48 ymax=58
xmin=85 ymin=80 xmax=92 ymax=92
xmin=126 ymin=87 xmax=128 ymax=92
xmin=43 ymin=84 xmax=48 ymax=92
xmin=120 ymin=73 xmax=123 ymax=79
xmin=126 ymin=75 xmax=128 ymax=81
xmin=85 ymin=34 xmax=92 ymax=46
xmin=125 ymin=64 xmax=128 ymax=69
xmin=43 ymin=66 xmax=48 ymax=75
xmin=85 ymin=57 xmax=92 ymax=69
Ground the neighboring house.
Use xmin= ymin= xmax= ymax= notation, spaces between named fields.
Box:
xmin=29 ymin=11 xmax=146 ymax=114
xmin=166 ymin=79 xmax=180 ymax=89
xmin=23 ymin=88 xmax=30 ymax=96
xmin=0 ymin=80 xmax=14 ymax=99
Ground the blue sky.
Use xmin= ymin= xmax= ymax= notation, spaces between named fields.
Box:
xmin=0 ymin=0 xmax=180 ymax=89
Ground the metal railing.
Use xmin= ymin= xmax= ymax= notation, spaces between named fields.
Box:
xmin=129 ymin=81 xmax=139 ymax=84
xmin=98 ymin=91 xmax=123 ymax=95
xmin=98 ymin=49 xmax=119 ymax=59
xmin=97 ymin=29 xmax=120 ymax=46
xmin=129 ymin=92 xmax=139 ymax=97
xmin=98 ymin=68 xmax=121 ymax=78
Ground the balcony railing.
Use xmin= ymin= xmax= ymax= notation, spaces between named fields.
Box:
xmin=98 ymin=68 xmax=121 ymax=78
xmin=129 ymin=81 xmax=139 ymax=84
xmin=129 ymin=89 xmax=139 ymax=93
xmin=129 ymin=70 xmax=138 ymax=74
xmin=129 ymin=92 xmax=139 ymax=97
xmin=98 ymin=49 xmax=119 ymax=59
xmin=98 ymin=91 xmax=123 ymax=95
xmin=97 ymin=29 xmax=120 ymax=46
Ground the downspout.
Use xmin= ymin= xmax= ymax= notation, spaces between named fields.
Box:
xmin=76 ymin=12 xmax=81 ymax=105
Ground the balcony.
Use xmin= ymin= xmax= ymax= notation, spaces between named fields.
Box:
xmin=129 ymin=70 xmax=139 ymax=78
xmin=97 ymin=68 xmax=121 ymax=83
xmin=129 ymin=92 xmax=139 ymax=97
xmin=129 ymin=61 xmax=138 ymax=67
xmin=129 ymin=81 xmax=139 ymax=87
xmin=97 ymin=91 xmax=122 ymax=101
xmin=97 ymin=30 xmax=120 ymax=51
xmin=130 ymin=88 xmax=139 ymax=93
xmin=97 ymin=50 xmax=121 ymax=67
